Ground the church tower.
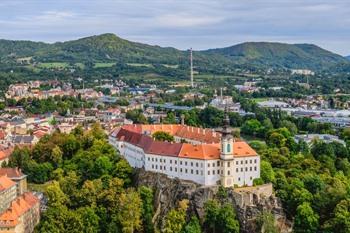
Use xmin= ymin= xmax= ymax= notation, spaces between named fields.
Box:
xmin=220 ymin=110 xmax=235 ymax=187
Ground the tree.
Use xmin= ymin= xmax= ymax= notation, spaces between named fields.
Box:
xmin=204 ymin=200 xmax=219 ymax=233
xmin=152 ymin=131 xmax=175 ymax=142
xmin=217 ymin=204 xmax=240 ymax=233
xmin=163 ymin=200 xmax=188 ymax=233
xmin=260 ymin=161 xmax=275 ymax=183
xmin=324 ymin=199 xmax=350 ymax=233
xmin=294 ymin=202 xmax=319 ymax=233
xmin=256 ymin=211 xmax=278 ymax=233
xmin=45 ymin=181 xmax=68 ymax=207
xmin=117 ymin=189 xmax=142 ymax=233
xmin=182 ymin=216 xmax=201 ymax=233
xmin=139 ymin=186 xmax=155 ymax=233
xmin=241 ymin=119 xmax=262 ymax=137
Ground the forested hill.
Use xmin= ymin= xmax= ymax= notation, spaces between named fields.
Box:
xmin=346 ymin=56 xmax=350 ymax=60
xmin=202 ymin=42 xmax=349 ymax=70
xmin=0 ymin=33 xmax=348 ymax=71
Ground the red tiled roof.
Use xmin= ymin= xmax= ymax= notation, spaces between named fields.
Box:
xmin=0 ymin=192 xmax=39 ymax=227
xmin=0 ymin=147 xmax=13 ymax=161
xmin=113 ymin=124 xmax=258 ymax=160
xmin=0 ymin=175 xmax=16 ymax=192
xmin=179 ymin=143 xmax=220 ymax=160
xmin=0 ymin=168 xmax=26 ymax=179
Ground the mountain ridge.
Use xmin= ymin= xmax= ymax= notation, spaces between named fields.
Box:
xmin=0 ymin=33 xmax=348 ymax=71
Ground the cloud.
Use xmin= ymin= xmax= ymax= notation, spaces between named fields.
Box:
xmin=154 ymin=13 xmax=224 ymax=28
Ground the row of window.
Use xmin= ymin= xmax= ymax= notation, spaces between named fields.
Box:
xmin=236 ymin=159 xmax=257 ymax=165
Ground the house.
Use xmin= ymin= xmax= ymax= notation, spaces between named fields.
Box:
xmin=0 ymin=169 xmax=40 ymax=233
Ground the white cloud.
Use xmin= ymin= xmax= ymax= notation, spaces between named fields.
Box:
xmin=154 ymin=13 xmax=224 ymax=28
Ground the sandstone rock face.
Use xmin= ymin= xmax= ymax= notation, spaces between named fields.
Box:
xmin=134 ymin=169 xmax=292 ymax=232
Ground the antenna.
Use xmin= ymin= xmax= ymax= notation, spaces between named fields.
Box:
xmin=190 ymin=48 xmax=194 ymax=88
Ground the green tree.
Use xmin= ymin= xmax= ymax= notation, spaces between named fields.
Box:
xmin=139 ymin=186 xmax=155 ymax=233
xmin=260 ymin=161 xmax=275 ymax=183
xmin=152 ymin=131 xmax=175 ymax=142
xmin=163 ymin=200 xmax=188 ymax=233
xmin=182 ymin=216 xmax=201 ymax=233
xmin=294 ymin=202 xmax=319 ymax=233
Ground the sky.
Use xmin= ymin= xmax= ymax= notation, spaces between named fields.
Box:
xmin=0 ymin=0 xmax=349 ymax=55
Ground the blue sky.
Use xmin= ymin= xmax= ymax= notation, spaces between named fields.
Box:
xmin=0 ymin=0 xmax=349 ymax=55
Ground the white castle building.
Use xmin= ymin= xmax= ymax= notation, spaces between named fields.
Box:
xmin=109 ymin=116 xmax=260 ymax=187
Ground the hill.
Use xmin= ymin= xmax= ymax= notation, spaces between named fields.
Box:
xmin=346 ymin=56 xmax=350 ymax=60
xmin=202 ymin=42 xmax=349 ymax=70
xmin=0 ymin=34 xmax=348 ymax=71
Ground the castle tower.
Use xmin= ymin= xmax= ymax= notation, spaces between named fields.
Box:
xmin=220 ymin=109 xmax=235 ymax=187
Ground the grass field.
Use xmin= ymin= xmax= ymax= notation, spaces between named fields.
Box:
xmin=28 ymin=181 xmax=52 ymax=192
xmin=252 ymin=97 xmax=269 ymax=103
xmin=75 ymin=63 xmax=85 ymax=69
xmin=37 ymin=62 xmax=69 ymax=69
xmin=94 ymin=62 xmax=116 ymax=68
xmin=127 ymin=63 xmax=153 ymax=68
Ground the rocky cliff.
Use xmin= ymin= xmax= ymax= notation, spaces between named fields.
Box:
xmin=133 ymin=169 xmax=292 ymax=233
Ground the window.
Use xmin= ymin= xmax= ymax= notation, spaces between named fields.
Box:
xmin=213 ymin=170 xmax=215 ymax=175
xmin=170 ymin=167 xmax=172 ymax=171
xmin=208 ymin=163 xmax=210 ymax=168
xmin=208 ymin=171 xmax=210 ymax=175
xmin=241 ymin=161 xmax=243 ymax=165
xmin=217 ymin=161 xmax=220 ymax=166
xmin=212 ymin=162 xmax=215 ymax=167
xmin=156 ymin=165 xmax=158 ymax=169
xmin=148 ymin=157 xmax=150 ymax=161
xmin=217 ymin=169 xmax=220 ymax=174
xmin=201 ymin=171 xmax=203 ymax=175
xmin=191 ymin=162 xmax=193 ymax=166
xmin=245 ymin=167 xmax=248 ymax=171
xmin=156 ymin=158 xmax=158 ymax=162
xmin=241 ymin=168 xmax=243 ymax=172
xmin=185 ymin=169 xmax=188 ymax=173
xmin=236 ymin=168 xmax=238 ymax=172
xmin=228 ymin=170 xmax=230 ymax=175
xmin=191 ymin=169 xmax=193 ymax=174
xmin=152 ymin=165 xmax=154 ymax=169
xmin=250 ymin=160 xmax=252 ymax=164
xmin=254 ymin=159 xmax=257 ymax=163
xmin=180 ymin=161 xmax=182 ymax=165
xmin=152 ymin=158 xmax=154 ymax=162
xmin=196 ymin=162 xmax=198 ymax=167
xmin=185 ymin=162 xmax=188 ymax=166
xmin=245 ymin=160 xmax=248 ymax=164
xmin=196 ymin=170 xmax=199 ymax=175
xmin=250 ymin=167 xmax=252 ymax=171
xmin=250 ymin=177 xmax=252 ymax=180
xmin=238 ymin=177 xmax=241 ymax=181
xmin=160 ymin=166 xmax=162 ymax=170
xmin=180 ymin=168 xmax=182 ymax=172
xmin=236 ymin=161 xmax=239 ymax=165
xmin=175 ymin=168 xmax=177 ymax=172
xmin=254 ymin=166 xmax=257 ymax=171
xmin=170 ymin=160 xmax=172 ymax=164
xmin=227 ymin=144 xmax=231 ymax=153
xmin=228 ymin=162 xmax=230 ymax=167
xmin=175 ymin=160 xmax=177 ymax=164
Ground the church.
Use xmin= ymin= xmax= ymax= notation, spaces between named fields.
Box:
xmin=109 ymin=115 xmax=260 ymax=187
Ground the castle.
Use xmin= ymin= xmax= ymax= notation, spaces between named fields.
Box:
xmin=109 ymin=116 xmax=260 ymax=187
